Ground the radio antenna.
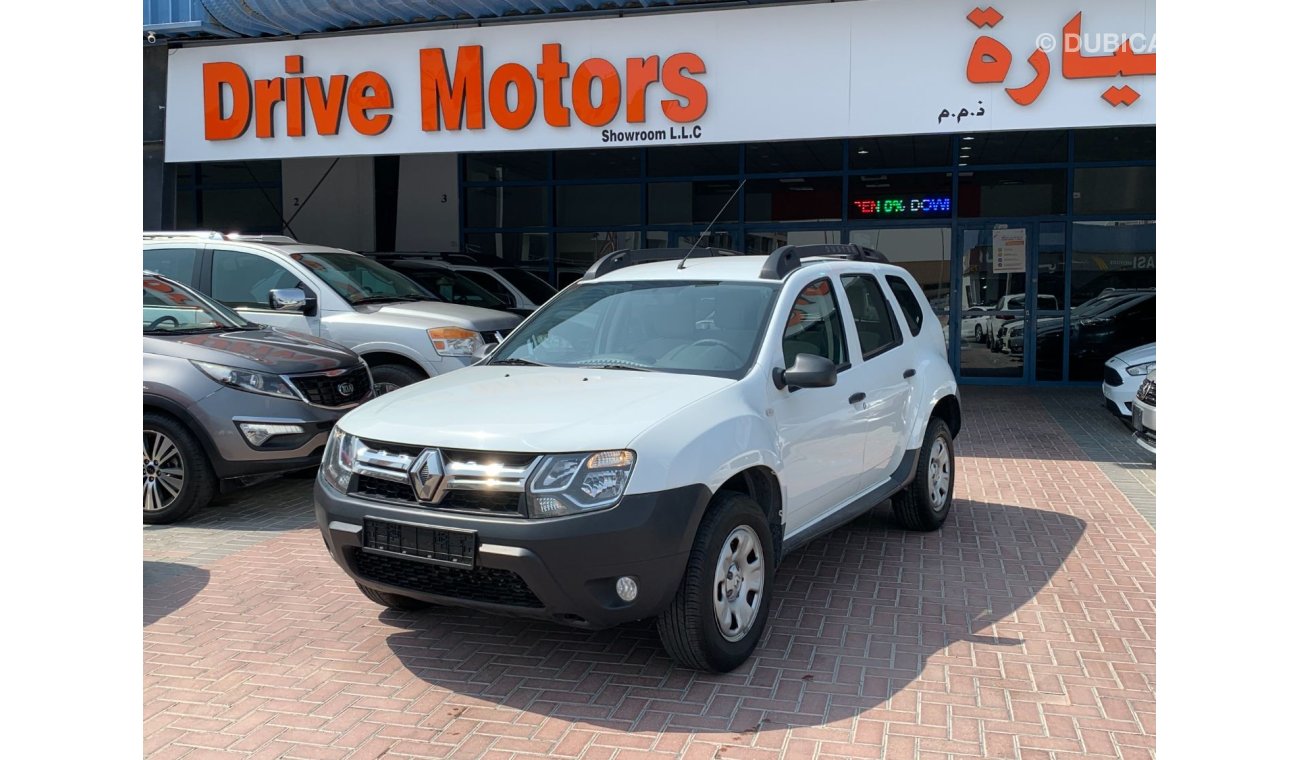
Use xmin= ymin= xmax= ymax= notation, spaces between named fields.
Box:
xmin=678 ymin=179 xmax=746 ymax=269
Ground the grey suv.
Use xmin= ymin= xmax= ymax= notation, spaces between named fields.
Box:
xmin=144 ymin=272 xmax=373 ymax=524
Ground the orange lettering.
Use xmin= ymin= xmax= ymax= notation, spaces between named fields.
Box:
xmin=488 ymin=63 xmax=537 ymax=130
xmin=202 ymin=62 xmax=251 ymax=140
xmin=253 ymin=78 xmax=283 ymax=138
xmin=625 ymin=56 xmax=659 ymax=123
xmin=536 ymin=43 xmax=571 ymax=127
xmin=420 ymin=46 xmax=485 ymax=131
xmin=661 ymin=52 xmax=707 ymax=123
xmin=572 ymin=58 xmax=621 ymax=127
xmin=285 ymin=75 xmax=305 ymax=137
xmin=305 ymin=75 xmax=348 ymax=136
xmin=347 ymin=71 xmax=393 ymax=136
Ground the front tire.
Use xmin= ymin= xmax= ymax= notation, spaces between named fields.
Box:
xmin=369 ymin=363 xmax=425 ymax=395
xmin=143 ymin=413 xmax=215 ymax=525
xmin=656 ymin=491 xmax=774 ymax=672
xmin=892 ymin=417 xmax=955 ymax=531
xmin=354 ymin=581 xmax=432 ymax=611
xmin=973 ymin=324 xmax=984 ymax=344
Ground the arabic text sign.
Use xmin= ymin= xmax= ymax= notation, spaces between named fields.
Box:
xmin=166 ymin=0 xmax=1155 ymax=162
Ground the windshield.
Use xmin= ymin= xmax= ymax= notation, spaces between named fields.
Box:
xmin=490 ymin=280 xmax=780 ymax=379
xmin=404 ymin=267 xmax=510 ymax=310
xmin=144 ymin=275 xmax=254 ymax=334
xmin=498 ymin=268 xmax=557 ymax=304
xmin=290 ymin=251 xmax=434 ymax=304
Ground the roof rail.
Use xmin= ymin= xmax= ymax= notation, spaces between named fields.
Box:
xmin=759 ymin=243 xmax=889 ymax=280
xmin=141 ymin=231 xmax=300 ymax=245
xmin=143 ymin=230 xmax=224 ymax=240
xmin=583 ymin=247 xmax=741 ymax=280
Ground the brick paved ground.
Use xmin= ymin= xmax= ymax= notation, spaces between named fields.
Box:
xmin=144 ymin=387 xmax=1155 ymax=759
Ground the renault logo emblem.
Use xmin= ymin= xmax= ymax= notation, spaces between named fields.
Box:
xmin=409 ymin=449 xmax=444 ymax=502
xmin=337 ymin=381 xmax=354 ymax=396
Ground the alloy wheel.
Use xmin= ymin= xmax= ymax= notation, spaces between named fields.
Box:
xmin=712 ymin=525 xmax=765 ymax=642
xmin=143 ymin=430 xmax=186 ymax=511
xmin=927 ymin=436 xmax=951 ymax=509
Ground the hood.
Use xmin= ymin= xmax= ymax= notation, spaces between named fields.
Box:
xmin=1111 ymin=342 xmax=1156 ymax=367
xmin=338 ymin=365 xmax=733 ymax=452
xmin=353 ymin=300 xmax=520 ymax=331
xmin=144 ymin=328 xmax=360 ymax=374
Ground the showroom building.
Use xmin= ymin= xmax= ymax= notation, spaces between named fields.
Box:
xmin=143 ymin=0 xmax=1155 ymax=385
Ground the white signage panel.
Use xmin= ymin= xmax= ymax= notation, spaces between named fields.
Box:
xmin=165 ymin=0 xmax=1156 ymax=162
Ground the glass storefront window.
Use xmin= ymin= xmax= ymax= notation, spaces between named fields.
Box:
xmin=1074 ymin=127 xmax=1155 ymax=162
xmin=463 ymin=151 xmax=549 ymax=182
xmin=1068 ymin=221 xmax=1156 ymax=382
xmin=957 ymin=129 xmax=1067 ymax=165
xmin=746 ymin=230 xmax=839 ymax=256
xmin=463 ymin=232 xmax=551 ymax=272
xmin=555 ymin=148 xmax=640 ymax=179
xmin=847 ymin=173 xmax=953 ymax=221
xmin=465 ymin=185 xmax=549 ymax=228
xmin=745 ymin=139 xmax=842 ymax=173
xmin=648 ymin=181 xmax=742 ymax=225
xmin=557 ymin=184 xmax=640 ymax=227
xmin=958 ymin=170 xmax=1066 ymax=217
xmin=849 ymin=135 xmax=951 ymax=169
xmin=1073 ymin=166 xmax=1155 ymax=215
xmin=848 ymin=228 xmax=952 ymax=313
xmin=555 ymin=231 xmax=642 ymax=284
xmin=745 ymin=177 xmax=841 ymax=222
xmin=647 ymin=144 xmax=740 ymax=176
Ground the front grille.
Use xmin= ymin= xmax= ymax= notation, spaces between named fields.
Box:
xmin=289 ymin=365 xmax=372 ymax=407
xmin=1104 ymin=366 xmax=1124 ymax=387
xmin=356 ymin=551 xmax=543 ymax=608
xmin=1137 ymin=378 xmax=1156 ymax=406
xmin=356 ymin=475 xmax=418 ymax=504
xmin=353 ymin=474 xmax=525 ymax=515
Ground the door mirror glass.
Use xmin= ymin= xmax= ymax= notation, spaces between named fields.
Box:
xmin=269 ymin=288 xmax=307 ymax=312
xmin=777 ymin=353 xmax=838 ymax=390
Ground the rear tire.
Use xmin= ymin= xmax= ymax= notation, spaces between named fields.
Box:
xmin=892 ymin=417 xmax=955 ymax=531
xmin=369 ymin=363 xmax=424 ymax=395
xmin=143 ymin=413 xmax=215 ymax=525
xmin=656 ymin=491 xmax=774 ymax=672
xmin=354 ymin=581 xmax=432 ymax=611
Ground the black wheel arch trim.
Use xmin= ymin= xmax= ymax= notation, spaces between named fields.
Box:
xmin=143 ymin=394 xmax=223 ymax=474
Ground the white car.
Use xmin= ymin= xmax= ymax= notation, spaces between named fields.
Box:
xmin=1102 ymin=342 xmax=1156 ymax=419
xmin=1132 ymin=369 xmax=1156 ymax=454
xmin=314 ymin=243 xmax=961 ymax=672
xmin=144 ymin=233 xmax=521 ymax=393
xmin=374 ymin=253 xmax=558 ymax=311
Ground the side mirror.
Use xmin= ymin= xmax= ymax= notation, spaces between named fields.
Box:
xmin=774 ymin=353 xmax=838 ymax=390
xmin=269 ymin=288 xmax=307 ymax=312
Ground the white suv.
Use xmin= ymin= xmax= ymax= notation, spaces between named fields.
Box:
xmin=144 ymin=233 xmax=520 ymax=392
xmin=315 ymin=243 xmax=961 ymax=672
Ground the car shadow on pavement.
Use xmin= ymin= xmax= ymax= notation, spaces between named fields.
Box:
xmin=143 ymin=561 xmax=210 ymax=626
xmin=380 ymin=500 xmax=1084 ymax=733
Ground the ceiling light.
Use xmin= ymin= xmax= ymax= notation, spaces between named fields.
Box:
xmin=962 ymin=136 xmax=975 ymax=141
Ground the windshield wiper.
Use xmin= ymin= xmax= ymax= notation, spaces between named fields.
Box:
xmin=491 ymin=357 xmax=549 ymax=367
xmin=145 ymin=326 xmax=230 ymax=335
xmin=577 ymin=360 xmax=654 ymax=372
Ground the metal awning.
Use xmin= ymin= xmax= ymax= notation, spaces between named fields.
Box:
xmin=144 ymin=0 xmax=801 ymax=41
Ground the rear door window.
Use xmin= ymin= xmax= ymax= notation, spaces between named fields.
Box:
xmin=840 ymin=275 xmax=902 ymax=359
xmin=143 ymin=248 xmax=201 ymax=285
xmin=886 ymin=275 xmax=926 ymax=336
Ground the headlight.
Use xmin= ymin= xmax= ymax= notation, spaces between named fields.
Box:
xmin=320 ymin=427 xmax=359 ymax=493
xmin=1126 ymin=361 xmax=1155 ymax=376
xmin=193 ymin=360 xmax=299 ymax=400
xmin=428 ymin=327 xmax=482 ymax=356
xmin=527 ymin=450 xmax=636 ymax=518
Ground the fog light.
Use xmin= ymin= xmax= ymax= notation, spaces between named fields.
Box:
xmin=238 ymin=422 xmax=305 ymax=447
xmin=615 ymin=576 xmax=638 ymax=602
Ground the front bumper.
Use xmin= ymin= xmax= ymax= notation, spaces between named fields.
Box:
xmin=1132 ymin=401 xmax=1157 ymax=454
xmin=189 ymin=387 xmax=352 ymax=479
xmin=315 ymin=480 xmax=712 ymax=629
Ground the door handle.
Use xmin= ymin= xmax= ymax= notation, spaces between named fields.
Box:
xmin=903 ymin=369 xmax=916 ymax=379
xmin=848 ymin=392 xmax=866 ymax=404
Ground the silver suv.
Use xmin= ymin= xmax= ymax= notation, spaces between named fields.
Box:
xmin=144 ymin=272 xmax=372 ymax=524
xmin=143 ymin=233 xmax=520 ymax=393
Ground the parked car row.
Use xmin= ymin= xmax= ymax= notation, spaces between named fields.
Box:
xmin=144 ymin=232 xmax=555 ymax=523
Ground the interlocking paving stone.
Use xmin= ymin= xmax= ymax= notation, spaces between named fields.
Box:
xmin=144 ymin=388 xmax=1155 ymax=759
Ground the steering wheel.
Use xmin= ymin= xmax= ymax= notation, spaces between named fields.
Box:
xmin=147 ymin=315 xmax=180 ymax=331
xmin=682 ymin=338 xmax=745 ymax=363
